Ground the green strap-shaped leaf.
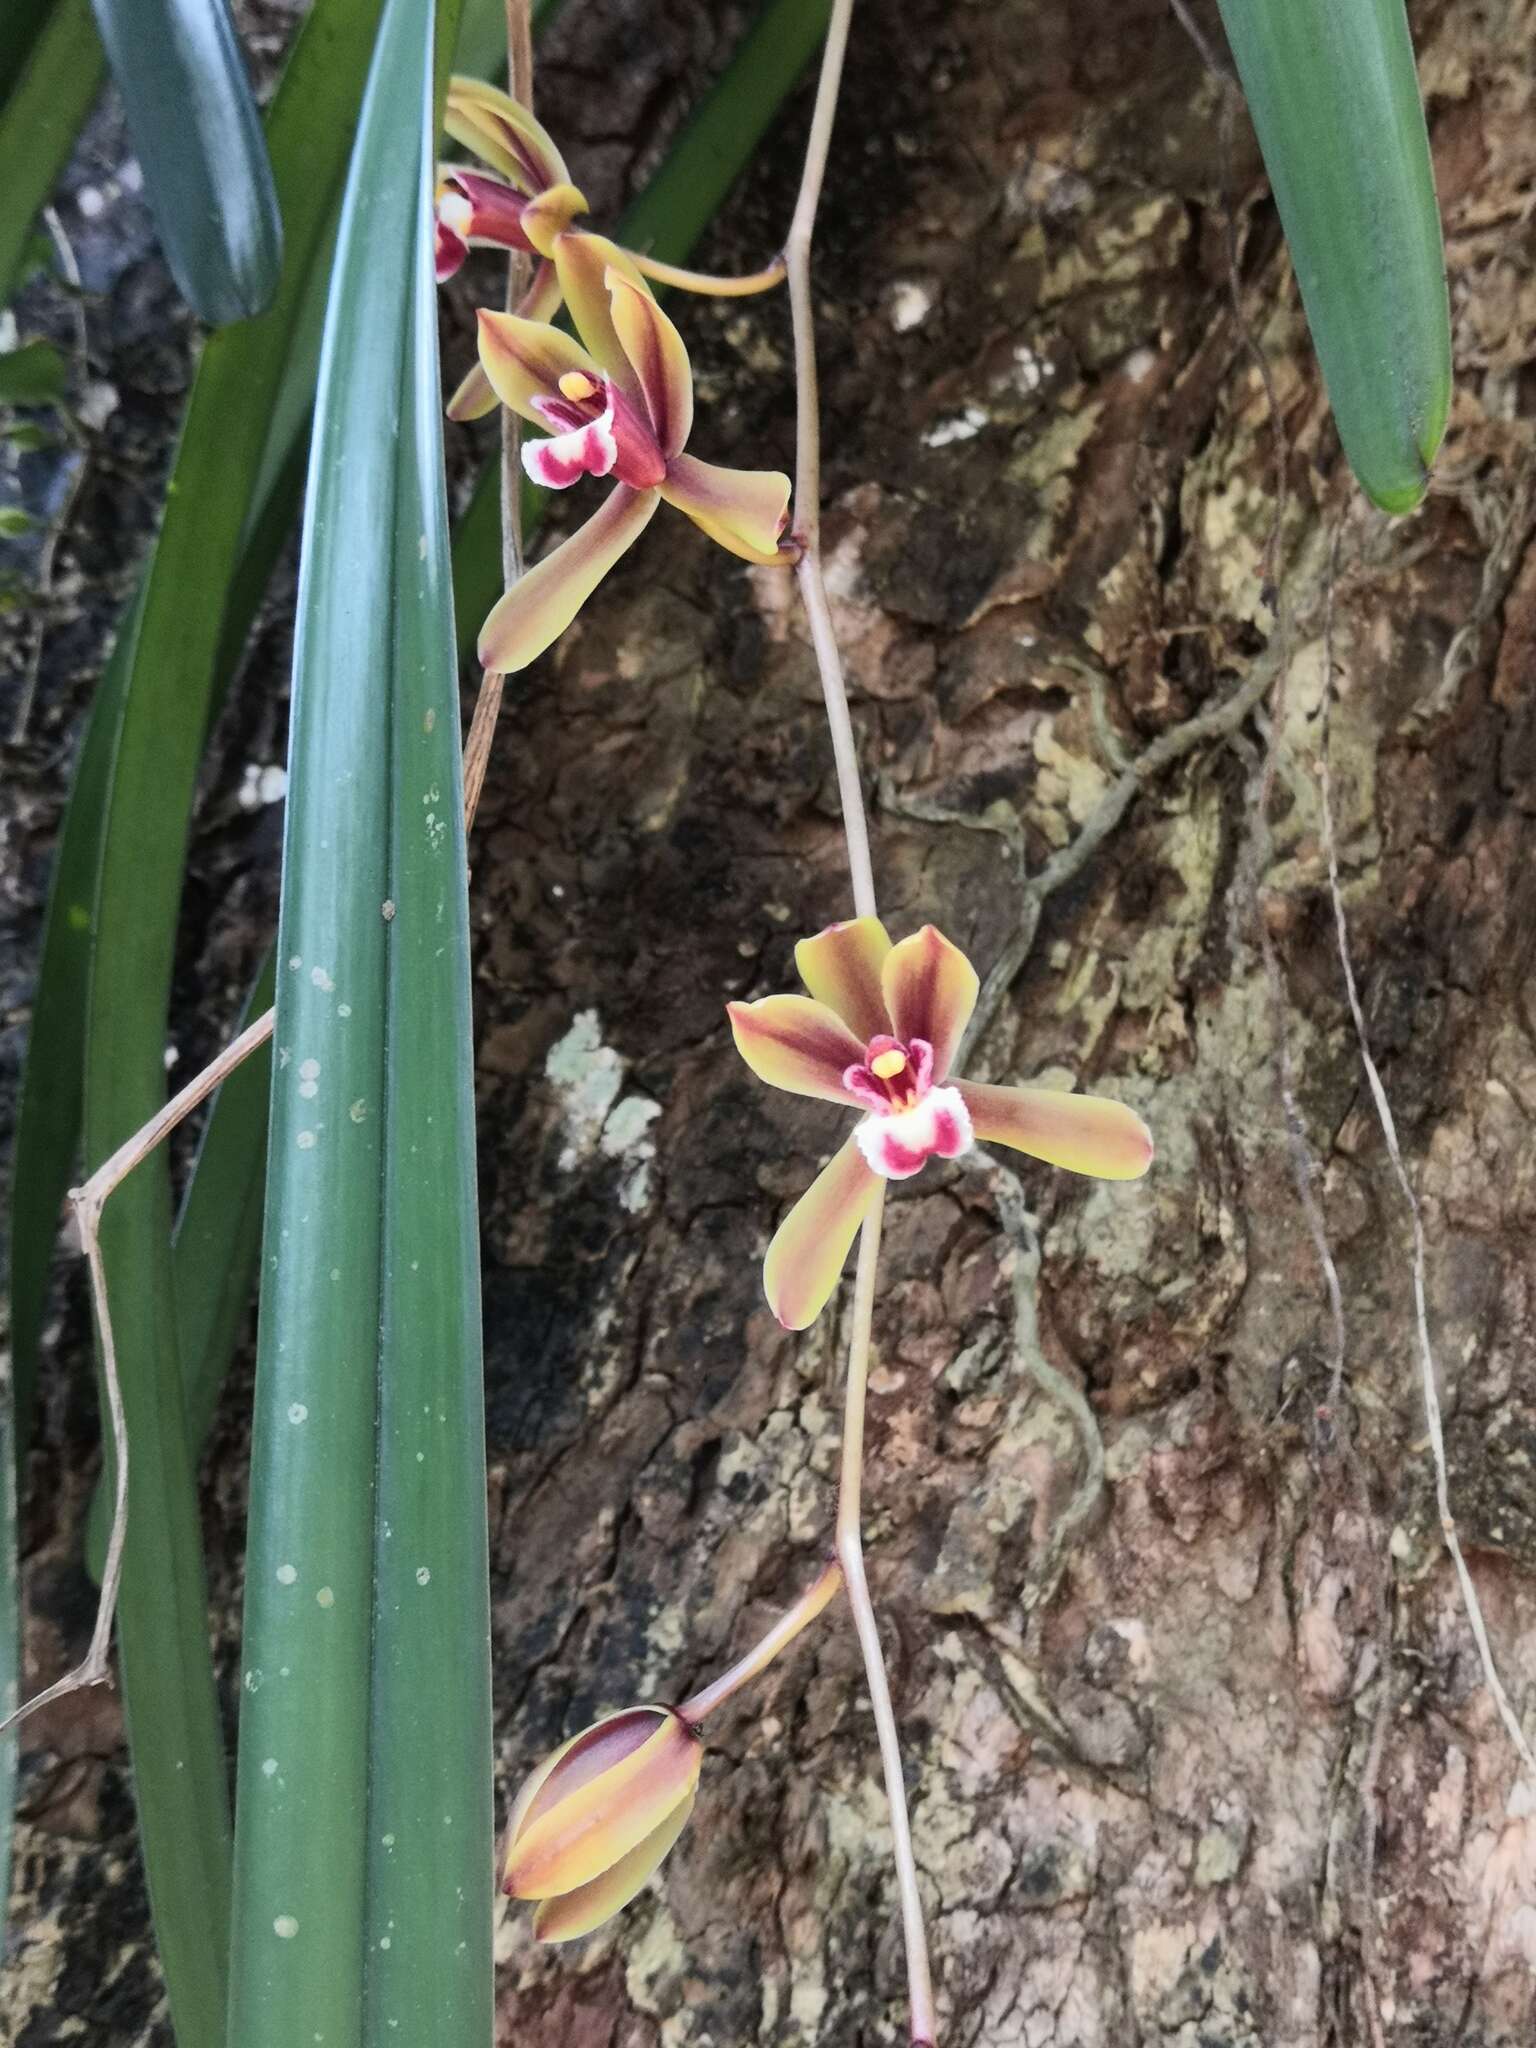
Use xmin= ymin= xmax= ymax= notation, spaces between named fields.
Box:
xmin=0 ymin=1344 xmax=17 ymax=1960
xmin=87 ymin=0 xmax=282 ymax=323
xmin=14 ymin=0 xmax=387 ymax=1480
xmin=226 ymin=4 xmax=488 ymax=2047
xmin=0 ymin=0 xmax=104 ymax=302
xmin=0 ymin=0 xmax=57 ymax=109
xmin=72 ymin=0 xmax=832 ymax=1569
xmin=1214 ymin=0 xmax=1451 ymax=514
xmin=74 ymin=4 xmax=390 ymax=2042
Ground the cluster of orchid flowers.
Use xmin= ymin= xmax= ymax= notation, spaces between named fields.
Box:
xmin=436 ymin=77 xmax=794 ymax=675
xmin=438 ymin=80 xmax=1153 ymax=1961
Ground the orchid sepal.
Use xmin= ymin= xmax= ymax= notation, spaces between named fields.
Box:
xmin=763 ymin=1136 xmax=881 ymax=1330
xmin=478 ymin=483 xmax=661 ymax=674
xmin=955 ymin=1079 xmax=1154 ymax=1181
xmin=659 ymin=453 xmax=793 ymax=565
xmin=445 ymin=74 xmax=571 ymax=192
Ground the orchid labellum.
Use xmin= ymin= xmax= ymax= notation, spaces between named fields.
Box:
xmin=729 ymin=919 xmax=1155 ymax=1328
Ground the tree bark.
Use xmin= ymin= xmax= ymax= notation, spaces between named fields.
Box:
xmin=9 ymin=1 xmax=1536 ymax=2043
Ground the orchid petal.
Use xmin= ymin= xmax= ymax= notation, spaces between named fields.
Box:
xmin=475 ymin=309 xmax=601 ymax=428
xmin=882 ymin=926 xmax=979 ymax=1081
xmin=445 ymin=75 xmax=570 ymax=191
xmin=478 ymin=485 xmax=660 ymax=674
xmin=956 ymin=1080 xmax=1154 ymax=1180
xmin=505 ymin=1707 xmax=663 ymax=1856
xmin=518 ymin=181 xmax=588 ymax=257
xmin=795 ymin=918 xmax=893 ymax=1041
xmin=444 ymin=168 xmax=533 ymax=255
xmin=764 ymin=1137 xmax=880 ymax=1330
xmin=726 ymin=995 xmax=867 ymax=1105
xmin=532 ymin=1792 xmax=694 ymax=1943
xmin=505 ymin=1712 xmax=701 ymax=1900
xmin=553 ymin=231 xmax=651 ymax=408
xmin=606 ymin=267 xmax=693 ymax=457
xmin=446 ymin=359 xmax=498 ymax=423
xmin=659 ymin=453 xmax=792 ymax=565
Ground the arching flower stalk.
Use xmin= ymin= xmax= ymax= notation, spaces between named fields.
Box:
xmin=451 ymin=18 xmax=1159 ymax=2048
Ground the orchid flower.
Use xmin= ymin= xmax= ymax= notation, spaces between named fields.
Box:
xmin=439 ymin=80 xmax=786 ymax=423
xmin=435 ymin=79 xmax=588 ymax=418
xmin=474 ymin=239 xmax=793 ymax=672
xmin=728 ymin=919 xmax=1155 ymax=1329
xmin=501 ymin=1706 xmax=701 ymax=1943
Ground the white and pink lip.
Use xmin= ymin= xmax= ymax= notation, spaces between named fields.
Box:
xmin=842 ymin=1033 xmax=973 ymax=1181
xmin=521 ymin=374 xmax=667 ymax=492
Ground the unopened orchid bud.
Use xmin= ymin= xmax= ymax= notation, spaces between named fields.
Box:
xmin=501 ymin=1705 xmax=701 ymax=1943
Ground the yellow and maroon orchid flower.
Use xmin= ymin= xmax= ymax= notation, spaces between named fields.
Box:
xmin=501 ymin=1705 xmax=701 ymax=1943
xmin=728 ymin=920 xmax=1155 ymax=1330
xmin=436 ymin=79 xmax=589 ymax=419
xmin=475 ymin=241 xmax=793 ymax=672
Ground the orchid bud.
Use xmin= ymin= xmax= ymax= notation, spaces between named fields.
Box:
xmin=501 ymin=1705 xmax=701 ymax=1943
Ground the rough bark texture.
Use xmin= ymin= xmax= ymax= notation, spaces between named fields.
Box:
xmin=6 ymin=0 xmax=1536 ymax=2043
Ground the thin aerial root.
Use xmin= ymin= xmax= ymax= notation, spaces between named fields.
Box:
xmin=1316 ymin=547 xmax=1536 ymax=1781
